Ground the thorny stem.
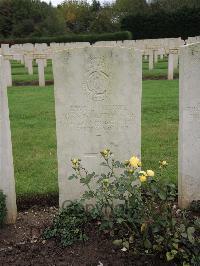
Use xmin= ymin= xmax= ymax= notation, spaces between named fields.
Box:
xmin=76 ymin=167 xmax=92 ymax=192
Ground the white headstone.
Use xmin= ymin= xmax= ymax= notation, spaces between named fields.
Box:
xmin=4 ymin=59 xmax=12 ymax=87
xmin=53 ymin=47 xmax=142 ymax=207
xmin=149 ymin=51 xmax=154 ymax=70
xmin=1 ymin=44 xmax=12 ymax=87
xmin=37 ymin=59 xmax=45 ymax=86
xmin=0 ymin=56 xmax=17 ymax=223
xmin=154 ymin=50 xmax=158 ymax=63
xmin=173 ymin=54 xmax=179 ymax=70
xmin=179 ymin=43 xmax=200 ymax=208
xmin=27 ymin=56 xmax=33 ymax=75
xmin=168 ymin=53 xmax=174 ymax=80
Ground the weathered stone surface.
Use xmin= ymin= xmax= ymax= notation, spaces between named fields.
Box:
xmin=53 ymin=47 xmax=142 ymax=207
xmin=37 ymin=59 xmax=45 ymax=86
xmin=1 ymin=44 xmax=12 ymax=87
xmin=149 ymin=51 xmax=154 ymax=70
xmin=179 ymin=43 xmax=200 ymax=208
xmin=0 ymin=55 xmax=17 ymax=223
xmin=168 ymin=53 xmax=174 ymax=80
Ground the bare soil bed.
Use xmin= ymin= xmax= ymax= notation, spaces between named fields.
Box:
xmin=0 ymin=207 xmax=175 ymax=266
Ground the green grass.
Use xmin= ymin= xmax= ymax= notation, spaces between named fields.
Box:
xmin=142 ymin=80 xmax=179 ymax=183
xmin=8 ymin=86 xmax=58 ymax=197
xmin=7 ymin=80 xmax=179 ymax=197
xmin=143 ymin=59 xmax=179 ymax=79
xmin=11 ymin=58 xmax=178 ymax=84
xmin=11 ymin=60 xmax=53 ymax=83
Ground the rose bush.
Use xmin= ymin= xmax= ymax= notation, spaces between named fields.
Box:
xmin=45 ymin=149 xmax=200 ymax=265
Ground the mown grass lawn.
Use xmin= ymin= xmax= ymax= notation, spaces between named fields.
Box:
xmin=7 ymin=79 xmax=179 ymax=198
xmin=11 ymin=58 xmax=179 ymax=84
xmin=142 ymin=80 xmax=179 ymax=184
xmin=8 ymin=86 xmax=58 ymax=197
xmin=11 ymin=60 xmax=53 ymax=83
xmin=143 ymin=58 xmax=179 ymax=79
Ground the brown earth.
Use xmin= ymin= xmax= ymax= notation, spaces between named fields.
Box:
xmin=0 ymin=207 xmax=175 ymax=266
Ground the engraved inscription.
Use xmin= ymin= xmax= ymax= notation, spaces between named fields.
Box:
xmin=86 ymin=71 xmax=109 ymax=101
xmin=65 ymin=105 xmax=134 ymax=130
xmin=185 ymin=103 xmax=200 ymax=120
xmin=191 ymin=46 xmax=200 ymax=58
xmin=185 ymin=103 xmax=200 ymax=139
xmin=83 ymin=55 xmax=111 ymax=101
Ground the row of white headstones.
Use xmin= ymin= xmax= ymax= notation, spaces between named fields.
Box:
xmin=0 ymin=42 xmax=199 ymax=224
xmin=1 ymin=36 xmax=198 ymax=88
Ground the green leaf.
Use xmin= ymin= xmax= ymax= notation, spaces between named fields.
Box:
xmin=158 ymin=191 xmax=166 ymax=200
xmin=100 ymin=162 xmax=107 ymax=166
xmin=172 ymin=243 xmax=178 ymax=250
xmin=144 ymin=239 xmax=152 ymax=249
xmin=113 ymin=161 xmax=124 ymax=168
xmin=82 ymin=191 xmax=94 ymax=200
xmin=152 ymin=225 xmax=160 ymax=233
xmin=117 ymin=218 xmax=124 ymax=224
xmin=113 ymin=239 xmax=123 ymax=246
xmin=156 ymin=235 xmax=164 ymax=243
xmin=181 ymin=233 xmax=187 ymax=238
xmin=187 ymin=227 xmax=195 ymax=244
xmin=129 ymin=235 xmax=134 ymax=244
xmin=150 ymin=183 xmax=158 ymax=193
xmin=172 ymin=218 xmax=177 ymax=227
xmin=68 ymin=174 xmax=77 ymax=180
xmin=166 ymin=250 xmax=177 ymax=261
xmin=179 ymin=224 xmax=186 ymax=233
xmin=123 ymin=241 xmax=130 ymax=249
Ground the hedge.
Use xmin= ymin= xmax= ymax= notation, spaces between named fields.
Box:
xmin=0 ymin=31 xmax=132 ymax=45
xmin=121 ymin=7 xmax=200 ymax=40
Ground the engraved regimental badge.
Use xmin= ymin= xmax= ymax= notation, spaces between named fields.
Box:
xmin=83 ymin=55 xmax=110 ymax=101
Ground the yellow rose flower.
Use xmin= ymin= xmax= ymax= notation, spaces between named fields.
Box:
xmin=102 ymin=178 xmax=110 ymax=188
xmin=147 ymin=170 xmax=155 ymax=177
xmin=159 ymin=160 xmax=168 ymax=168
xmin=128 ymin=169 xmax=134 ymax=174
xmin=101 ymin=148 xmax=111 ymax=158
xmin=72 ymin=159 xmax=78 ymax=165
xmin=139 ymin=171 xmax=147 ymax=176
xmin=103 ymin=149 xmax=108 ymax=155
xmin=129 ymin=156 xmax=141 ymax=168
xmin=159 ymin=160 xmax=168 ymax=166
xmin=139 ymin=175 xmax=147 ymax=182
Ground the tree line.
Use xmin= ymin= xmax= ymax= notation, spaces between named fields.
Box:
xmin=0 ymin=0 xmax=200 ymax=40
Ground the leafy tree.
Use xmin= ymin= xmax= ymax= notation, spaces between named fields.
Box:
xmin=0 ymin=0 xmax=13 ymax=38
xmin=58 ymin=0 xmax=92 ymax=32
xmin=0 ymin=0 xmax=66 ymax=38
xmin=89 ymin=5 xmax=120 ymax=33
xmin=150 ymin=0 xmax=200 ymax=12
xmin=90 ymin=0 xmax=101 ymax=12
xmin=114 ymin=0 xmax=148 ymax=17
